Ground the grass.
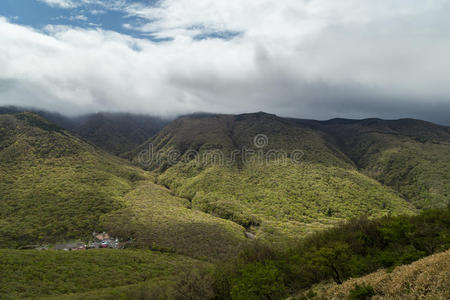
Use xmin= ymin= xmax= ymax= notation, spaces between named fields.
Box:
xmin=1 ymin=209 xmax=448 ymax=299
xmin=311 ymin=249 xmax=450 ymax=299
xmin=0 ymin=249 xmax=204 ymax=299
xmin=212 ymin=208 xmax=450 ymax=299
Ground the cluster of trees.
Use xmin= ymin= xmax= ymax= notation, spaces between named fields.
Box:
xmin=176 ymin=208 xmax=450 ymax=299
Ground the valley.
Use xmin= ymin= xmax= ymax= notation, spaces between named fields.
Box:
xmin=0 ymin=109 xmax=449 ymax=299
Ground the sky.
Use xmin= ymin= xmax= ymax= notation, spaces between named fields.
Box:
xmin=0 ymin=0 xmax=449 ymax=124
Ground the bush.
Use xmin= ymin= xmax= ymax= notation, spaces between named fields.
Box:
xmin=173 ymin=266 xmax=215 ymax=300
xmin=213 ymin=208 xmax=450 ymax=298
xmin=348 ymin=284 xmax=375 ymax=300
xmin=230 ymin=261 xmax=287 ymax=300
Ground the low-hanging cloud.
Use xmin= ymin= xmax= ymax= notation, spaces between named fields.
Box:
xmin=1 ymin=0 xmax=450 ymax=124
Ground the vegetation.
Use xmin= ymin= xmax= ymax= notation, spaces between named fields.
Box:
xmin=71 ymin=112 xmax=168 ymax=155
xmin=1 ymin=111 xmax=449 ymax=299
xmin=101 ymin=181 xmax=247 ymax=260
xmin=159 ymin=162 xmax=416 ymax=240
xmin=315 ymin=118 xmax=450 ymax=209
xmin=133 ymin=113 xmax=420 ymax=240
xmin=0 ymin=249 xmax=204 ymax=299
xmin=0 ymin=113 xmax=150 ymax=247
xmin=4 ymin=209 xmax=447 ymax=299
xmin=0 ymin=106 xmax=168 ymax=155
xmin=211 ymin=208 xmax=450 ymax=299
xmin=348 ymin=284 xmax=375 ymax=300
xmin=313 ymin=249 xmax=450 ymax=299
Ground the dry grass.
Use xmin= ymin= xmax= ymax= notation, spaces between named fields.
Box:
xmin=313 ymin=249 xmax=450 ymax=299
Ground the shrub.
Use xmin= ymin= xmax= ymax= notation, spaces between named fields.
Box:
xmin=230 ymin=261 xmax=287 ymax=300
xmin=348 ymin=284 xmax=375 ymax=300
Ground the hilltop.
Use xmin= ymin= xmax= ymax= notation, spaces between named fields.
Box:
xmin=0 ymin=106 xmax=168 ymax=155
xmin=130 ymin=112 xmax=430 ymax=240
xmin=70 ymin=112 xmax=168 ymax=155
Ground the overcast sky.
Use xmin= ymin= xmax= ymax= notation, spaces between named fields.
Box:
xmin=0 ymin=0 xmax=449 ymax=124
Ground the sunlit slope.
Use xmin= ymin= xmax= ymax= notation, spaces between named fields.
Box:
xmin=102 ymin=181 xmax=246 ymax=259
xmin=132 ymin=113 xmax=416 ymax=239
xmin=314 ymin=118 xmax=450 ymax=209
xmin=0 ymin=112 xmax=150 ymax=247
xmin=0 ymin=113 xmax=246 ymax=258
xmin=314 ymin=249 xmax=450 ymax=300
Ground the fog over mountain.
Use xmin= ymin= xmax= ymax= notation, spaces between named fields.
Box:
xmin=1 ymin=0 xmax=450 ymax=124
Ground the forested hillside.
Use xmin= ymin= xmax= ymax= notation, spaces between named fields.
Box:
xmin=0 ymin=112 xmax=244 ymax=255
xmin=132 ymin=113 xmax=420 ymax=239
xmin=310 ymin=118 xmax=450 ymax=209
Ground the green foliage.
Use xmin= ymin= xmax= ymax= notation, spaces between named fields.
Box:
xmin=172 ymin=266 xmax=216 ymax=300
xmin=0 ymin=249 xmax=203 ymax=299
xmin=213 ymin=208 xmax=450 ymax=297
xmin=101 ymin=181 xmax=247 ymax=260
xmin=0 ymin=113 xmax=150 ymax=247
xmin=309 ymin=241 xmax=351 ymax=284
xmin=348 ymin=284 xmax=375 ymax=300
xmin=72 ymin=112 xmax=168 ymax=156
xmin=230 ymin=261 xmax=287 ymax=300
xmin=318 ymin=118 xmax=450 ymax=209
xmin=158 ymin=162 xmax=416 ymax=240
xmin=14 ymin=112 xmax=63 ymax=132
xmin=132 ymin=113 xmax=425 ymax=240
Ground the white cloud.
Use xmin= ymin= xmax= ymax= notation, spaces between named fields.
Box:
xmin=1 ymin=0 xmax=450 ymax=123
xmin=38 ymin=0 xmax=78 ymax=9
xmin=70 ymin=15 xmax=88 ymax=22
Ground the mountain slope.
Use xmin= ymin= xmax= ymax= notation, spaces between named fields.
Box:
xmin=102 ymin=180 xmax=246 ymax=259
xmin=0 ymin=112 xmax=150 ymax=247
xmin=0 ymin=113 xmax=245 ymax=255
xmin=131 ymin=113 xmax=416 ymax=239
xmin=0 ymin=106 xmax=168 ymax=155
xmin=0 ymin=249 xmax=205 ymax=299
xmin=71 ymin=112 xmax=168 ymax=155
xmin=313 ymin=249 xmax=450 ymax=299
xmin=309 ymin=118 xmax=450 ymax=209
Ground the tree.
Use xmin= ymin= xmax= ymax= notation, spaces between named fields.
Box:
xmin=312 ymin=242 xmax=351 ymax=284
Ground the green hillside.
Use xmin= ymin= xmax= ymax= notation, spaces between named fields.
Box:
xmin=132 ymin=113 xmax=417 ymax=240
xmin=313 ymin=118 xmax=450 ymax=209
xmin=71 ymin=112 xmax=168 ymax=156
xmin=0 ymin=106 xmax=168 ymax=155
xmin=0 ymin=249 xmax=205 ymax=299
xmin=0 ymin=112 xmax=151 ymax=247
xmin=101 ymin=180 xmax=246 ymax=259
xmin=0 ymin=113 xmax=245 ymax=256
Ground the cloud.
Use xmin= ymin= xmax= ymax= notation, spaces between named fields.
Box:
xmin=38 ymin=0 xmax=78 ymax=9
xmin=1 ymin=0 xmax=450 ymax=124
xmin=70 ymin=15 xmax=88 ymax=22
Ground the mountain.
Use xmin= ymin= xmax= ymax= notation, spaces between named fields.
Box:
xmin=303 ymin=118 xmax=450 ymax=209
xmin=0 ymin=110 xmax=448 ymax=299
xmin=131 ymin=112 xmax=422 ymax=240
xmin=0 ymin=112 xmax=149 ymax=247
xmin=70 ymin=112 xmax=168 ymax=155
xmin=0 ymin=112 xmax=245 ymax=256
xmin=0 ymin=106 xmax=169 ymax=155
